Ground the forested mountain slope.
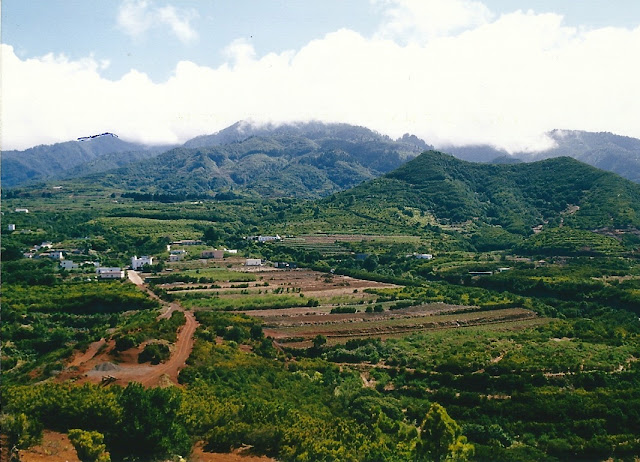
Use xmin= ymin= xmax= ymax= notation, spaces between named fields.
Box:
xmin=90 ymin=126 xmax=431 ymax=198
xmin=327 ymin=151 xmax=640 ymax=238
xmin=2 ymin=136 xmax=172 ymax=187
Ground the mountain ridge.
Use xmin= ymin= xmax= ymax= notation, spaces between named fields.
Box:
xmin=3 ymin=122 xmax=639 ymax=192
xmin=323 ymin=151 xmax=640 ymax=248
xmin=87 ymin=125 xmax=433 ymax=198
xmin=441 ymin=130 xmax=640 ymax=183
xmin=1 ymin=136 xmax=175 ymax=188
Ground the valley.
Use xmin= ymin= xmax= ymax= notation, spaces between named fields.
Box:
xmin=2 ymin=140 xmax=640 ymax=462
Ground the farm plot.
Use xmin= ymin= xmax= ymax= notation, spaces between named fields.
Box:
xmin=175 ymin=268 xmax=398 ymax=310
xmin=260 ymin=306 xmax=542 ymax=347
xmin=278 ymin=233 xmax=421 ymax=255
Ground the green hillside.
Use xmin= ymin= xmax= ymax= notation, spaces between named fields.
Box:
xmin=321 ymin=151 xmax=640 ymax=252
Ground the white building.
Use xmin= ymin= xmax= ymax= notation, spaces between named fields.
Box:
xmin=169 ymin=254 xmax=184 ymax=262
xmin=201 ymin=249 xmax=224 ymax=259
xmin=415 ymin=253 xmax=433 ymax=260
xmin=224 ymin=248 xmax=238 ymax=254
xmin=14 ymin=208 xmax=29 ymax=213
xmin=131 ymin=255 xmax=154 ymax=270
xmin=50 ymin=250 xmax=64 ymax=260
xmin=97 ymin=267 xmax=125 ymax=279
xmin=245 ymin=258 xmax=262 ymax=266
xmin=60 ymin=260 xmax=79 ymax=270
xmin=7 ymin=224 xmax=16 ymax=231
xmin=258 ymin=235 xmax=281 ymax=243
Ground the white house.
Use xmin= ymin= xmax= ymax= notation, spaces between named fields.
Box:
xmin=97 ymin=267 xmax=125 ymax=279
xmin=7 ymin=224 xmax=16 ymax=231
xmin=131 ymin=255 xmax=154 ymax=270
xmin=50 ymin=250 xmax=65 ymax=260
xmin=224 ymin=248 xmax=238 ymax=254
xmin=14 ymin=208 xmax=29 ymax=213
xmin=415 ymin=253 xmax=433 ymax=260
xmin=60 ymin=260 xmax=79 ymax=270
xmin=245 ymin=258 xmax=262 ymax=266
xmin=169 ymin=254 xmax=184 ymax=262
xmin=258 ymin=235 xmax=281 ymax=243
xmin=170 ymin=239 xmax=203 ymax=246
xmin=201 ymin=249 xmax=224 ymax=259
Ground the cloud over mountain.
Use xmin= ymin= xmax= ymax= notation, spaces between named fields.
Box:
xmin=2 ymin=1 xmax=639 ymax=151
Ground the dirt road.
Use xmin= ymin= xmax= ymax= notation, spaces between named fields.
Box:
xmin=138 ymin=309 xmax=198 ymax=386
xmin=58 ymin=272 xmax=199 ymax=387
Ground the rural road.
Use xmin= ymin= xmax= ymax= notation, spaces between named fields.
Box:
xmin=127 ymin=269 xmax=144 ymax=285
xmin=128 ymin=269 xmax=199 ymax=386
xmin=138 ymin=308 xmax=198 ymax=386
xmin=64 ymin=270 xmax=199 ymax=387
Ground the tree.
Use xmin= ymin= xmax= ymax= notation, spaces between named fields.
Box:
xmin=113 ymin=383 xmax=191 ymax=459
xmin=68 ymin=429 xmax=111 ymax=462
xmin=313 ymin=334 xmax=327 ymax=350
xmin=1 ymin=413 xmax=42 ymax=450
xmin=415 ymin=403 xmax=474 ymax=462
xmin=363 ymin=254 xmax=379 ymax=272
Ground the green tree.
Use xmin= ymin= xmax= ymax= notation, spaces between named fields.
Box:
xmin=363 ymin=254 xmax=379 ymax=272
xmin=114 ymin=383 xmax=191 ymax=459
xmin=415 ymin=403 xmax=474 ymax=462
xmin=313 ymin=334 xmax=327 ymax=350
xmin=68 ymin=429 xmax=111 ymax=462
xmin=1 ymin=413 xmax=42 ymax=450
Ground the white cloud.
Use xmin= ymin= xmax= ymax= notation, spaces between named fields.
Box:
xmin=374 ymin=0 xmax=494 ymax=43
xmin=222 ymin=38 xmax=258 ymax=66
xmin=157 ymin=5 xmax=198 ymax=43
xmin=117 ymin=0 xmax=153 ymax=38
xmin=117 ymin=0 xmax=198 ymax=44
xmin=3 ymin=6 xmax=640 ymax=152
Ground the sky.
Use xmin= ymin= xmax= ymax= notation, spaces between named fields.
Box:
xmin=2 ymin=0 xmax=640 ymax=152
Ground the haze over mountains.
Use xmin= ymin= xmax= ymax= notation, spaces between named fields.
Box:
xmin=95 ymin=122 xmax=429 ymax=198
xmin=2 ymin=122 xmax=640 ymax=193
xmin=1 ymin=136 xmax=175 ymax=188
xmin=444 ymin=129 xmax=640 ymax=183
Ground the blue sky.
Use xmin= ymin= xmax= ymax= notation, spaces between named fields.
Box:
xmin=2 ymin=1 xmax=640 ymax=150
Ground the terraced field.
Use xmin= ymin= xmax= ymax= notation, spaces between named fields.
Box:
xmin=277 ymin=233 xmax=421 ymax=255
xmin=260 ymin=305 xmax=543 ymax=347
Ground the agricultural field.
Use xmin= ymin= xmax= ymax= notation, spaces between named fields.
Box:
xmin=3 ymin=189 xmax=640 ymax=461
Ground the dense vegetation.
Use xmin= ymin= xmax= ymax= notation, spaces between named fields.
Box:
xmin=2 ymin=147 xmax=640 ymax=461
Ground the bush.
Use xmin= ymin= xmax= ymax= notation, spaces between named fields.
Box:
xmin=330 ymin=306 xmax=357 ymax=314
xmin=68 ymin=429 xmax=111 ymax=462
xmin=138 ymin=343 xmax=170 ymax=364
xmin=114 ymin=336 xmax=137 ymax=351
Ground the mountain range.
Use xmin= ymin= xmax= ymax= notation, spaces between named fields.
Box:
xmin=443 ymin=129 xmax=640 ymax=183
xmin=1 ymin=136 xmax=175 ymax=188
xmin=2 ymin=122 xmax=640 ymax=195
xmin=81 ymin=122 xmax=431 ymax=198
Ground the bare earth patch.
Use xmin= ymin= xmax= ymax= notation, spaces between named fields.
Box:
xmin=18 ymin=430 xmax=80 ymax=462
xmin=190 ymin=442 xmax=276 ymax=462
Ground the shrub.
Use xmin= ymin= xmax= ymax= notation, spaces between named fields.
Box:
xmin=138 ymin=343 xmax=170 ymax=364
